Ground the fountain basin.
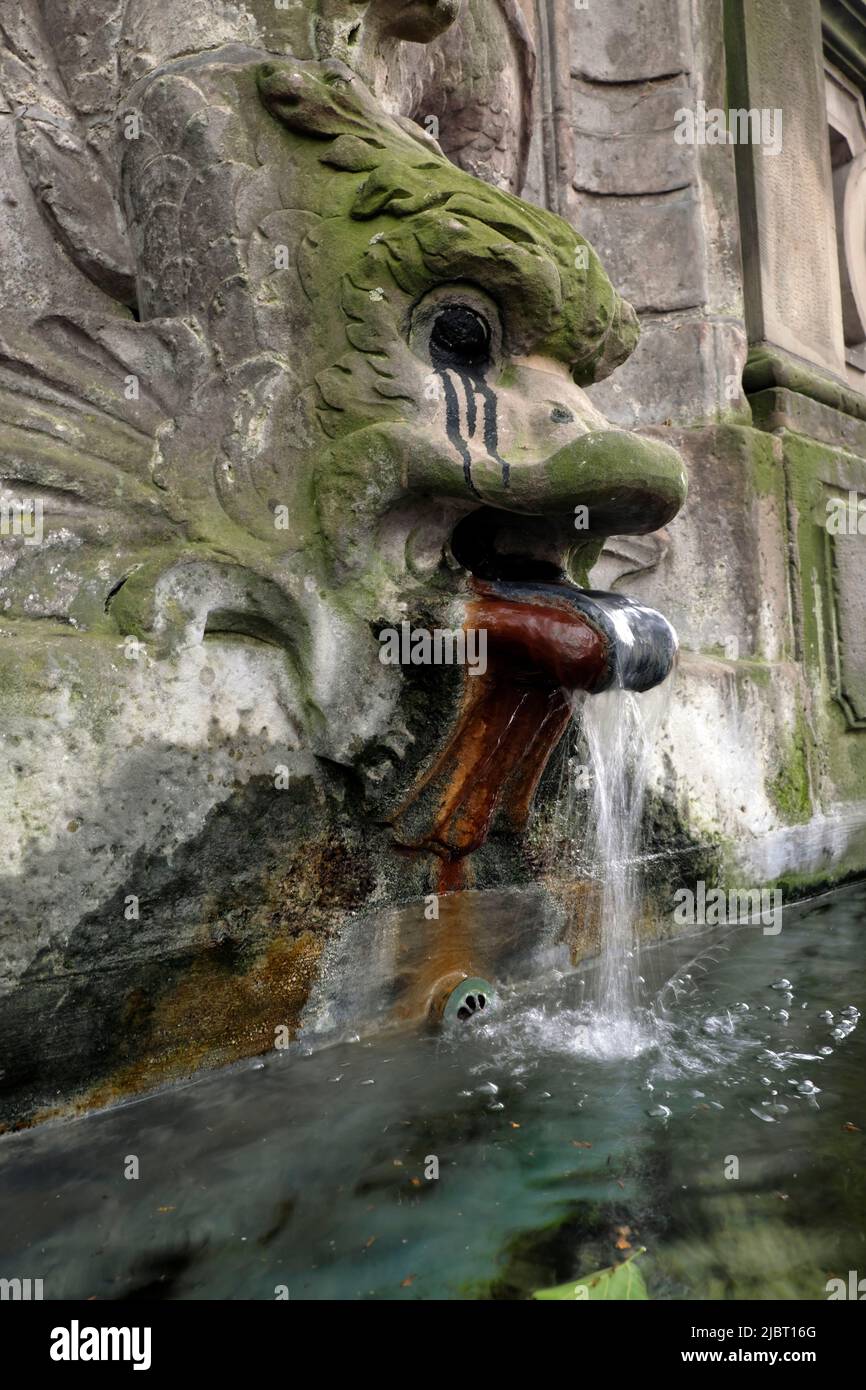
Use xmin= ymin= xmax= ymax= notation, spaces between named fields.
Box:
xmin=3 ymin=883 xmax=863 ymax=1301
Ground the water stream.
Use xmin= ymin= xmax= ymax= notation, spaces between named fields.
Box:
xmin=561 ymin=679 xmax=671 ymax=1054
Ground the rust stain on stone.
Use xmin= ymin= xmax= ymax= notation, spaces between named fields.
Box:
xmin=390 ymin=589 xmax=605 ymax=861
xmin=546 ymin=877 xmax=602 ymax=964
xmin=33 ymin=931 xmax=324 ymax=1124
xmin=391 ymin=889 xmax=497 ymax=1023
xmin=29 ymin=830 xmax=376 ymax=1125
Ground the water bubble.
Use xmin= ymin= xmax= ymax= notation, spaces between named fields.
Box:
xmin=797 ymin=1080 xmax=820 ymax=1096
xmin=840 ymin=1006 xmax=860 ymax=1021
xmin=641 ymin=1080 xmax=654 ymax=1092
xmin=489 ymin=1102 xmax=505 ymax=1111
xmin=648 ymin=1104 xmax=671 ymax=1119
xmin=691 ymin=1089 xmax=706 ymax=1098
xmin=731 ymin=1002 xmax=750 ymax=1013
xmin=818 ymin=1011 xmax=834 ymax=1023
xmin=782 ymin=992 xmax=794 ymax=1006
xmin=818 ymin=1046 xmax=834 ymax=1056
xmin=477 ymin=1081 xmax=499 ymax=1095
xmin=776 ymin=1010 xmax=790 ymax=1022
xmin=770 ymin=979 xmax=792 ymax=991
xmin=750 ymin=1106 xmax=777 ymax=1123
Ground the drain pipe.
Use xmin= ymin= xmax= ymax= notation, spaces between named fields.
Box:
xmin=390 ymin=579 xmax=678 ymax=860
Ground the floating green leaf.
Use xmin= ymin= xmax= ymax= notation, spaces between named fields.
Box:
xmin=532 ymin=1246 xmax=648 ymax=1300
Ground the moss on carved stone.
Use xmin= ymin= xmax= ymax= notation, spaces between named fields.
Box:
xmin=767 ymin=713 xmax=813 ymax=824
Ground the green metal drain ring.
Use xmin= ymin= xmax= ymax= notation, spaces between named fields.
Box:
xmin=441 ymin=976 xmax=496 ymax=1026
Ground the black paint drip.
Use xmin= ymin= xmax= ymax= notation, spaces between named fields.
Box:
xmin=474 ymin=376 xmax=510 ymax=489
xmin=437 ymin=367 xmax=511 ymax=496
xmin=440 ymin=369 xmax=480 ymax=498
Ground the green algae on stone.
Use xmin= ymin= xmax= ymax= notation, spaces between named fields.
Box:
xmin=767 ymin=713 xmax=813 ymax=825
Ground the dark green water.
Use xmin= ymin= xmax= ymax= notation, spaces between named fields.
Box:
xmin=1 ymin=883 xmax=865 ymax=1300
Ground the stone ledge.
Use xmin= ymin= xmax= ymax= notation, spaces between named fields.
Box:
xmin=745 ymin=343 xmax=866 ymax=423
xmin=750 ymin=385 xmax=866 ymax=454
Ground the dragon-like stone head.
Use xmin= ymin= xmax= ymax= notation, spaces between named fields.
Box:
xmin=3 ymin=31 xmax=685 ymax=764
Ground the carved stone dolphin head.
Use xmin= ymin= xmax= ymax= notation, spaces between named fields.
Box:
xmin=1 ymin=0 xmax=686 ymax=789
xmin=114 ymin=49 xmax=684 ymax=763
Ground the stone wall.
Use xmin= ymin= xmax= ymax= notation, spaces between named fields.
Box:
xmin=526 ymin=0 xmax=866 ymax=891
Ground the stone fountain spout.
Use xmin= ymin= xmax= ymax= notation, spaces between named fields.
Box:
xmin=390 ymin=579 xmax=678 ymax=866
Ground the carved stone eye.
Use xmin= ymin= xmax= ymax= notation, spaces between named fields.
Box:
xmin=429 ymin=304 xmax=491 ymax=369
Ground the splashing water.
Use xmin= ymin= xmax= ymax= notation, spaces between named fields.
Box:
xmin=566 ymin=678 xmax=671 ymax=1049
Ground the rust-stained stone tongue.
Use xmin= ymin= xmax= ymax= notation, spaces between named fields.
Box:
xmin=389 ymin=585 xmax=611 ymax=862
